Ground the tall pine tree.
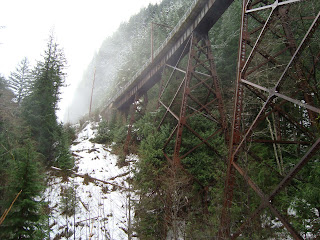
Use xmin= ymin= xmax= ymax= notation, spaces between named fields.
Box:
xmin=8 ymin=57 xmax=32 ymax=105
xmin=22 ymin=34 xmax=69 ymax=164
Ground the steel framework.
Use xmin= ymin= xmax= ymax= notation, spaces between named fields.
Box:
xmin=115 ymin=0 xmax=320 ymax=238
xmin=156 ymin=31 xmax=227 ymax=229
xmin=159 ymin=32 xmax=226 ymax=165
xmin=220 ymin=0 xmax=320 ymax=239
xmin=158 ymin=31 xmax=226 ymax=169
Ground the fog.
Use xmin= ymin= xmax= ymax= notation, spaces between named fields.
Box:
xmin=0 ymin=0 xmax=161 ymax=123
xmin=65 ymin=0 xmax=187 ymax=123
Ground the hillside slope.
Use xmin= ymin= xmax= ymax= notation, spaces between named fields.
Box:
xmin=45 ymin=121 xmax=136 ymax=239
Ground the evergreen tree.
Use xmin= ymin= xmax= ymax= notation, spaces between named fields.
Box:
xmin=8 ymin=57 xmax=32 ymax=105
xmin=0 ymin=75 xmax=18 ymax=215
xmin=22 ymin=34 xmax=68 ymax=163
xmin=54 ymin=124 xmax=74 ymax=170
xmin=133 ymin=113 xmax=170 ymax=239
xmin=0 ymin=71 xmax=48 ymax=240
xmin=0 ymin=76 xmax=11 ymax=215
xmin=0 ymin=75 xmax=16 ymax=124
xmin=0 ymin=140 xmax=47 ymax=240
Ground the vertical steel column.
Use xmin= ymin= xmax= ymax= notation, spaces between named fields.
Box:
xmin=220 ymin=0 xmax=320 ymax=239
xmin=124 ymin=93 xmax=139 ymax=156
xmin=172 ymin=35 xmax=195 ymax=167
xmin=219 ymin=0 xmax=248 ymax=237
xmin=158 ymin=31 xmax=227 ymax=227
xmin=124 ymin=92 xmax=149 ymax=156
xmin=160 ymin=32 xmax=226 ymax=168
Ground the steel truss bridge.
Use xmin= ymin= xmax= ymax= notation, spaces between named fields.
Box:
xmin=106 ymin=0 xmax=320 ymax=239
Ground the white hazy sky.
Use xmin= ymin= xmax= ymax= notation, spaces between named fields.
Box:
xmin=0 ymin=0 xmax=161 ymax=121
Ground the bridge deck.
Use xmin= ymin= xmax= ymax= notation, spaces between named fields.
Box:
xmin=108 ymin=0 xmax=234 ymax=110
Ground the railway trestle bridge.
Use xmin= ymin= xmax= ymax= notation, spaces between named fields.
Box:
xmin=106 ymin=0 xmax=320 ymax=239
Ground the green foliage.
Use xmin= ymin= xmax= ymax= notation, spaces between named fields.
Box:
xmin=21 ymin=35 xmax=67 ymax=164
xmin=113 ymin=123 xmax=129 ymax=145
xmin=8 ymin=57 xmax=32 ymax=105
xmin=0 ymin=74 xmax=6 ymax=88
xmin=0 ymin=140 xmax=47 ymax=240
xmin=63 ymin=123 xmax=77 ymax=144
xmin=91 ymin=120 xmax=112 ymax=144
xmin=181 ymin=114 xmax=227 ymax=187
xmin=0 ymin=77 xmax=19 ymax=215
xmin=210 ymin=0 xmax=241 ymax=111
xmin=59 ymin=183 xmax=77 ymax=217
xmin=0 ymin=35 xmax=72 ymax=239
xmin=134 ymin=196 xmax=166 ymax=240
xmin=133 ymin=113 xmax=170 ymax=239
xmin=136 ymin=127 xmax=169 ymax=190
xmin=54 ymin=124 xmax=74 ymax=170
xmin=92 ymin=117 xmax=127 ymax=146
xmin=283 ymin=155 xmax=320 ymax=237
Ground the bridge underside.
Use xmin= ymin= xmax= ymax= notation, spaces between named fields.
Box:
xmin=112 ymin=0 xmax=234 ymax=112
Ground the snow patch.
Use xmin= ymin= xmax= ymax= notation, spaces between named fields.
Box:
xmin=45 ymin=121 xmax=137 ymax=239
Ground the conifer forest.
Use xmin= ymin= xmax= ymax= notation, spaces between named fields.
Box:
xmin=0 ymin=0 xmax=320 ymax=239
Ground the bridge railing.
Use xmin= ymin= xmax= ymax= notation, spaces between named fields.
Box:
xmin=106 ymin=0 xmax=200 ymax=108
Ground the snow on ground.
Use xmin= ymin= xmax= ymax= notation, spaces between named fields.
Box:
xmin=45 ymin=121 xmax=136 ymax=239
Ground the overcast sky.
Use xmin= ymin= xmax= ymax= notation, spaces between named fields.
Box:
xmin=0 ymin=0 xmax=161 ymax=121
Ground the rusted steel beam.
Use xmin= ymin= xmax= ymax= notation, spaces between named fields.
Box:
xmin=219 ymin=1 xmax=248 ymax=237
xmin=275 ymin=10 xmax=320 ymax=91
xmin=220 ymin=0 xmax=320 ymax=238
xmin=180 ymin=128 xmax=223 ymax=160
xmin=269 ymin=138 xmax=320 ymax=200
xmin=158 ymin=37 xmax=192 ymax=102
xmin=243 ymin=84 xmax=316 ymax=140
xmin=123 ymin=93 xmax=139 ymax=156
xmin=185 ymin=123 xmax=223 ymax=158
xmin=241 ymin=8 xmax=274 ymax=74
xmin=169 ymin=33 xmax=226 ymax=166
xmin=245 ymin=0 xmax=302 ymax=14
xmin=278 ymin=7 xmax=319 ymax=126
xmin=232 ymin=161 xmax=265 ymax=200
xmin=251 ymin=139 xmax=311 ymax=145
xmin=172 ymin=34 xmax=195 ymax=167
xmin=267 ymin=201 xmax=303 ymax=240
xmin=241 ymin=79 xmax=320 ymax=114
xmin=187 ymin=95 xmax=220 ymax=123
xmin=158 ymin=100 xmax=179 ymax=121
xmin=187 ymin=105 xmax=220 ymax=124
xmin=232 ymin=161 xmax=304 ymax=239
xmin=163 ymin=125 xmax=178 ymax=151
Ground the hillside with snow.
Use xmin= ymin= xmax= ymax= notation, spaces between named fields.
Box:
xmin=45 ymin=121 xmax=137 ymax=239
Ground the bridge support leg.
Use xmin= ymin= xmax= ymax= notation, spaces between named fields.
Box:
xmin=220 ymin=0 xmax=320 ymax=239
xmin=123 ymin=93 xmax=138 ymax=156
xmin=123 ymin=92 xmax=149 ymax=156
xmin=158 ymin=31 xmax=227 ymax=232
